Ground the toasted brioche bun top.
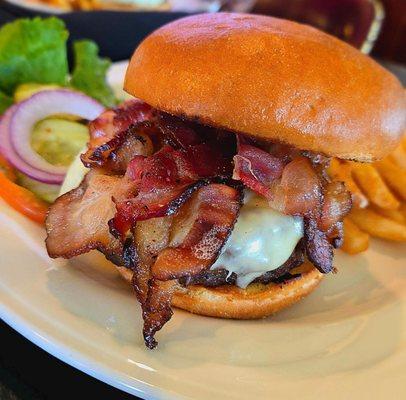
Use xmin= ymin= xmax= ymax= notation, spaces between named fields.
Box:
xmin=125 ymin=13 xmax=405 ymax=161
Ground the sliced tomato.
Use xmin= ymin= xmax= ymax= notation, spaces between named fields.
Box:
xmin=0 ymin=171 xmax=48 ymax=224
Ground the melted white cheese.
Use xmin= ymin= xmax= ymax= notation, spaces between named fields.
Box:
xmin=59 ymin=148 xmax=88 ymax=196
xmin=211 ymin=193 xmax=304 ymax=288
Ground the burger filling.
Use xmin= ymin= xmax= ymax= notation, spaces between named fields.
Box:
xmin=45 ymin=99 xmax=352 ymax=348
xmin=211 ymin=192 xmax=303 ymax=288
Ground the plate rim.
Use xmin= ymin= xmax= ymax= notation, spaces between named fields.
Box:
xmin=0 ymin=300 xmax=163 ymax=399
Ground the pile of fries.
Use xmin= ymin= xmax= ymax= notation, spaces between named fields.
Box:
xmin=329 ymin=137 xmax=406 ymax=254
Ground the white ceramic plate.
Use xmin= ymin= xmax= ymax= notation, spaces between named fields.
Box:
xmin=1 ymin=62 xmax=405 ymax=400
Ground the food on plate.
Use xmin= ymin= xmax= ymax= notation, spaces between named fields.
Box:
xmin=329 ymin=136 xmax=406 ymax=254
xmin=388 ymin=140 xmax=406 ymax=169
xmin=349 ymin=208 xmax=406 ymax=242
xmin=44 ymin=13 xmax=405 ymax=348
xmin=31 ymin=0 xmax=243 ymax=12
xmin=375 ymin=158 xmax=406 ymax=201
xmin=0 ymin=157 xmax=48 ymax=223
xmin=328 ymin=158 xmax=368 ymax=208
xmin=0 ymin=18 xmax=116 ymax=208
xmin=341 ymin=219 xmax=370 ymax=255
xmin=14 ymin=83 xmax=61 ymax=103
xmin=0 ymin=18 xmax=116 ymax=109
xmin=350 ymin=162 xmax=400 ymax=210
xmin=36 ymin=0 xmax=170 ymax=11
xmin=0 ymin=90 xmax=104 ymax=185
xmin=371 ymin=204 xmax=406 ymax=224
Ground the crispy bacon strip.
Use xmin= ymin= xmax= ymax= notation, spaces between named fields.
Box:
xmin=121 ymin=183 xmax=242 ymax=348
xmin=45 ymin=170 xmax=134 ymax=264
xmin=152 ymin=183 xmax=243 ymax=280
xmin=303 ymin=218 xmax=333 ymax=273
xmin=157 ymin=113 xmax=201 ymax=149
xmin=233 ymin=143 xmax=284 ymax=198
xmin=46 ymin=117 xmax=154 ymax=262
xmin=111 ymin=144 xmax=233 ymax=236
xmin=137 ymin=183 xmax=242 ymax=348
xmin=120 ymin=231 xmax=175 ymax=351
xmin=271 ymin=156 xmax=323 ymax=216
xmin=125 ymin=216 xmax=175 ymax=349
xmin=98 ymin=123 xmax=155 ymax=174
xmin=329 ymin=221 xmax=344 ymax=249
xmin=128 ymin=217 xmax=173 ymax=305
xmin=319 ymin=181 xmax=352 ymax=233
xmin=142 ymin=280 xmax=176 ymax=349
xmin=232 ymin=143 xmax=323 ymax=217
xmin=82 ymin=100 xmax=155 ymax=167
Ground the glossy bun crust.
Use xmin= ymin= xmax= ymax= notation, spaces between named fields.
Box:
xmin=125 ymin=13 xmax=406 ymax=161
xmin=116 ymin=264 xmax=323 ymax=319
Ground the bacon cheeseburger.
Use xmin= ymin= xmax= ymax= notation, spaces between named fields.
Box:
xmin=45 ymin=13 xmax=406 ymax=348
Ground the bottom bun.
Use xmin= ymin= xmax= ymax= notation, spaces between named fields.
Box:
xmin=116 ymin=263 xmax=323 ymax=319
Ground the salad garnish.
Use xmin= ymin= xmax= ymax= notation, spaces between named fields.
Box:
xmin=0 ymin=17 xmax=117 ymax=220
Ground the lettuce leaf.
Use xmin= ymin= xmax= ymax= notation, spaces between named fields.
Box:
xmin=0 ymin=17 xmax=68 ymax=95
xmin=0 ymin=91 xmax=13 ymax=114
xmin=71 ymin=40 xmax=117 ymax=107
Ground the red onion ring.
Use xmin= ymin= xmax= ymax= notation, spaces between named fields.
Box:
xmin=0 ymin=89 xmax=105 ymax=184
xmin=0 ymin=105 xmax=65 ymax=184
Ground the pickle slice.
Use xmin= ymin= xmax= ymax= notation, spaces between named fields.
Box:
xmin=31 ymin=118 xmax=88 ymax=167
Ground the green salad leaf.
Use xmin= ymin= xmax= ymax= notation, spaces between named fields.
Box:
xmin=0 ymin=17 xmax=68 ymax=95
xmin=71 ymin=40 xmax=117 ymax=107
xmin=0 ymin=17 xmax=117 ymax=107
xmin=0 ymin=90 xmax=13 ymax=114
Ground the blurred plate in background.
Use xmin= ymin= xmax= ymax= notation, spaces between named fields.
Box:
xmin=2 ymin=0 xmax=255 ymax=13
xmin=2 ymin=0 xmax=384 ymax=59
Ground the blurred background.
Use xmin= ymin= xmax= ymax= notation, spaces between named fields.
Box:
xmin=0 ymin=0 xmax=405 ymax=64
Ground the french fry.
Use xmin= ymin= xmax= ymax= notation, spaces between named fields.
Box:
xmin=388 ymin=144 xmax=406 ymax=170
xmin=402 ymin=136 xmax=406 ymax=151
xmin=328 ymin=159 xmax=368 ymax=208
xmin=349 ymin=208 xmax=406 ymax=242
xmin=350 ymin=163 xmax=400 ymax=210
xmin=47 ymin=0 xmax=71 ymax=9
xmin=82 ymin=0 xmax=96 ymax=10
xmin=341 ymin=218 xmax=370 ymax=254
xmin=374 ymin=158 xmax=406 ymax=201
xmin=371 ymin=204 xmax=406 ymax=225
xmin=399 ymin=203 xmax=406 ymax=222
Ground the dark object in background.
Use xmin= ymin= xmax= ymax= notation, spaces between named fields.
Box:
xmin=3 ymin=0 xmax=404 ymax=64
xmin=0 ymin=0 xmax=384 ymax=62
xmin=372 ymin=0 xmax=406 ymax=64
xmin=0 ymin=320 xmax=137 ymax=399
xmin=61 ymin=11 xmax=189 ymax=61
xmin=0 ymin=7 xmax=15 ymax=25
xmin=253 ymin=0 xmax=383 ymax=52
xmin=0 ymin=3 xmax=188 ymax=61
xmin=3 ymin=0 xmax=406 ymax=64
